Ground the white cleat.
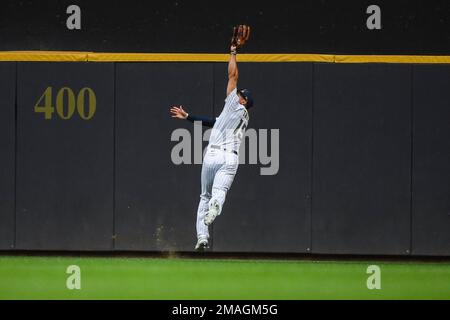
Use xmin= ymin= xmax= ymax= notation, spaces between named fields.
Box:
xmin=195 ymin=237 xmax=209 ymax=251
xmin=204 ymin=201 xmax=219 ymax=226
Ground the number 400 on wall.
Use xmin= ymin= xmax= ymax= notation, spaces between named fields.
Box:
xmin=34 ymin=87 xmax=96 ymax=120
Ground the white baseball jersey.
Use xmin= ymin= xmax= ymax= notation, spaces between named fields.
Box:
xmin=195 ymin=88 xmax=250 ymax=241
xmin=208 ymin=88 xmax=249 ymax=153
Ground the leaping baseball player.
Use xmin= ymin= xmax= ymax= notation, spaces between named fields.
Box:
xmin=170 ymin=25 xmax=253 ymax=251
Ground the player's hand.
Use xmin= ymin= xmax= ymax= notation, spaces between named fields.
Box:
xmin=231 ymin=25 xmax=251 ymax=50
xmin=170 ymin=105 xmax=188 ymax=120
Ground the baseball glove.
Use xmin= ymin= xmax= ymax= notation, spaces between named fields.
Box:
xmin=231 ymin=25 xmax=251 ymax=49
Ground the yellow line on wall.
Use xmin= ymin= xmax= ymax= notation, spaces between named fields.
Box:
xmin=87 ymin=53 xmax=336 ymax=62
xmin=334 ymin=55 xmax=450 ymax=64
xmin=0 ymin=51 xmax=90 ymax=61
xmin=1 ymin=51 xmax=450 ymax=63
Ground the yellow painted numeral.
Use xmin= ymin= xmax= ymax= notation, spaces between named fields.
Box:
xmin=56 ymin=87 xmax=76 ymax=120
xmin=34 ymin=87 xmax=97 ymax=120
xmin=77 ymin=88 xmax=97 ymax=120
xmin=34 ymin=87 xmax=55 ymax=120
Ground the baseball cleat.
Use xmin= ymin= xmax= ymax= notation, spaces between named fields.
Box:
xmin=195 ymin=238 xmax=209 ymax=251
xmin=204 ymin=201 xmax=220 ymax=226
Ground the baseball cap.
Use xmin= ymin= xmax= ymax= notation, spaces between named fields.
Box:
xmin=237 ymin=88 xmax=254 ymax=108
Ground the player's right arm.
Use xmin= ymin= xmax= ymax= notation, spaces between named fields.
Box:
xmin=170 ymin=105 xmax=216 ymax=127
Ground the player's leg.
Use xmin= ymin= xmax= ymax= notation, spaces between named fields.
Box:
xmin=196 ymin=164 xmax=213 ymax=241
xmin=204 ymin=153 xmax=238 ymax=225
xmin=195 ymin=152 xmax=219 ymax=248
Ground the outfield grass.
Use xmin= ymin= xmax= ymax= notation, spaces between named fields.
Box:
xmin=0 ymin=255 xmax=449 ymax=299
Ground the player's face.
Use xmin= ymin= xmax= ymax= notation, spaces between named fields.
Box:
xmin=237 ymin=92 xmax=248 ymax=106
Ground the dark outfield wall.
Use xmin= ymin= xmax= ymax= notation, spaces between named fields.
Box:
xmin=0 ymin=63 xmax=15 ymax=250
xmin=15 ymin=63 xmax=115 ymax=250
xmin=1 ymin=61 xmax=450 ymax=256
xmin=1 ymin=0 xmax=450 ymax=54
xmin=412 ymin=66 xmax=450 ymax=256
xmin=313 ymin=64 xmax=412 ymax=255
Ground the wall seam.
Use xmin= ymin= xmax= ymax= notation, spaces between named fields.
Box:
xmin=12 ymin=62 xmax=18 ymax=249
xmin=409 ymin=65 xmax=415 ymax=255
xmin=112 ymin=63 xmax=117 ymax=250
xmin=309 ymin=63 xmax=315 ymax=253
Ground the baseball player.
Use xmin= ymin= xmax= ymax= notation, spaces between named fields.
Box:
xmin=170 ymin=25 xmax=253 ymax=251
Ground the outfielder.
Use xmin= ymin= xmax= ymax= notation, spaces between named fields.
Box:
xmin=170 ymin=25 xmax=254 ymax=251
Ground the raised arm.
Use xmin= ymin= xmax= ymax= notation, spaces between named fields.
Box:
xmin=226 ymin=25 xmax=250 ymax=96
xmin=226 ymin=47 xmax=238 ymax=96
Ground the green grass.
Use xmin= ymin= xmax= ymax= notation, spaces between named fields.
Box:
xmin=0 ymin=255 xmax=449 ymax=299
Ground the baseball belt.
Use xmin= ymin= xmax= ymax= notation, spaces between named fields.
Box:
xmin=210 ymin=145 xmax=238 ymax=155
